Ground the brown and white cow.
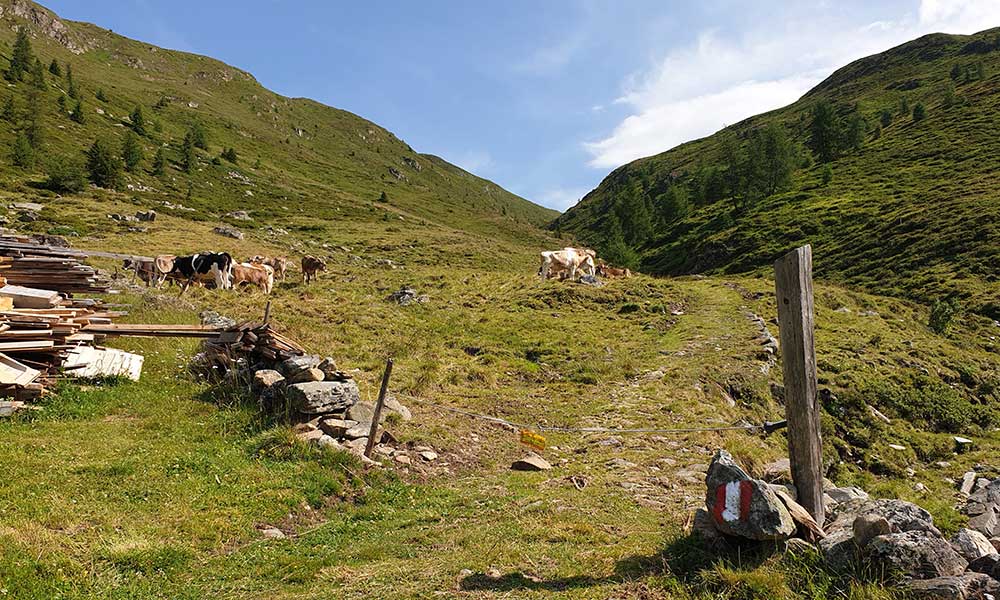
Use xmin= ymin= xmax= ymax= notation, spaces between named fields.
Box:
xmin=538 ymin=247 xmax=596 ymax=281
xmin=233 ymin=262 xmax=274 ymax=294
xmin=123 ymin=254 xmax=176 ymax=288
xmin=596 ymin=262 xmax=632 ymax=278
xmin=250 ymin=255 xmax=289 ymax=281
xmin=301 ymin=255 xmax=326 ymax=283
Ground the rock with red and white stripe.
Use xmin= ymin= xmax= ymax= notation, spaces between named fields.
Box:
xmin=705 ymin=450 xmax=796 ymax=541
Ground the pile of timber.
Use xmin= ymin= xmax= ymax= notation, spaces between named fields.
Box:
xmin=0 ymin=296 xmax=132 ymax=402
xmin=0 ymin=235 xmax=110 ymax=295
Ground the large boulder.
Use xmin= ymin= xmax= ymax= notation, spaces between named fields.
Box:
xmin=951 ymin=528 xmax=996 ymax=562
xmin=905 ymin=572 xmax=1000 ymax=600
xmin=704 ymin=450 xmax=796 ymax=541
xmin=819 ymin=498 xmax=941 ymax=573
xmin=287 ymin=380 xmax=360 ymax=414
xmin=867 ymin=530 xmax=967 ymax=579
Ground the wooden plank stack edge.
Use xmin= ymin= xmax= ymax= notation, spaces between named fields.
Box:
xmin=0 ymin=235 xmax=110 ymax=294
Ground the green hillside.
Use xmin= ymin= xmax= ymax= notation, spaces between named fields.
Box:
xmin=554 ymin=28 xmax=1000 ymax=316
xmin=0 ymin=0 xmax=557 ymax=248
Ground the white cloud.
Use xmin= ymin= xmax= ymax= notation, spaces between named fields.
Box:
xmin=536 ymin=187 xmax=591 ymax=212
xmin=585 ymin=0 xmax=1000 ymax=169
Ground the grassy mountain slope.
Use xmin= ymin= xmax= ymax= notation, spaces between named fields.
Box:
xmin=554 ymin=28 xmax=1000 ymax=315
xmin=0 ymin=0 xmax=556 ymax=248
xmin=2 ymin=5 xmax=1000 ymax=599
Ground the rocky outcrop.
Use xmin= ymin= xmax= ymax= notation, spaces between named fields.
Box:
xmin=4 ymin=0 xmax=96 ymax=54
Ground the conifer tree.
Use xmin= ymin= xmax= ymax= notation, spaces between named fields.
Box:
xmin=30 ymin=58 xmax=46 ymax=90
xmin=130 ymin=105 xmax=146 ymax=135
xmin=151 ymin=146 xmax=166 ymax=176
xmin=808 ymin=101 xmax=842 ymax=163
xmin=121 ymin=130 xmax=144 ymax=173
xmin=48 ymin=58 xmax=61 ymax=77
xmin=11 ymin=132 xmax=33 ymax=168
xmin=913 ymin=103 xmax=926 ymax=122
xmin=181 ymin=131 xmax=196 ymax=173
xmin=86 ymin=138 xmax=124 ymax=189
xmin=70 ymin=98 xmax=85 ymax=124
xmin=7 ymin=27 xmax=33 ymax=82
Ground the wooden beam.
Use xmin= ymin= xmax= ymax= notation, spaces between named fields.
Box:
xmin=364 ymin=358 xmax=394 ymax=458
xmin=774 ymin=244 xmax=824 ymax=526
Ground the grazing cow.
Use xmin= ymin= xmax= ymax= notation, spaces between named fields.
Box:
xmin=233 ymin=262 xmax=274 ymax=294
xmin=301 ymin=255 xmax=326 ymax=283
xmin=249 ymin=255 xmax=289 ymax=281
xmin=596 ymin=262 xmax=632 ymax=278
xmin=538 ymin=247 xmax=596 ymax=281
xmin=122 ymin=255 xmax=176 ymax=287
xmin=170 ymin=252 xmax=234 ymax=292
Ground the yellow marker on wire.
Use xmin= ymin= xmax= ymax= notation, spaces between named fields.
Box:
xmin=520 ymin=429 xmax=546 ymax=452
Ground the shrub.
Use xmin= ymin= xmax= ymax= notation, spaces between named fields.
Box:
xmin=151 ymin=147 xmax=166 ymax=176
xmin=821 ymin=165 xmax=833 ymax=185
xmin=96 ymin=88 xmax=108 ymax=102
xmin=220 ymin=147 xmax=238 ymax=163
xmin=929 ymin=297 xmax=959 ymax=334
xmin=130 ymin=105 xmax=146 ymax=135
xmin=44 ymin=156 xmax=87 ymax=192
xmin=879 ymin=109 xmax=893 ymax=127
xmin=912 ymin=103 xmax=926 ymax=122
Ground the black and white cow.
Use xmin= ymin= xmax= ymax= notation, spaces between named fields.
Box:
xmin=170 ymin=252 xmax=234 ymax=292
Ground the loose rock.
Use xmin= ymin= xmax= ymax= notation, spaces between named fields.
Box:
xmin=287 ymin=380 xmax=360 ymax=414
xmin=512 ymin=455 xmax=552 ymax=471
xmin=867 ymin=530 xmax=967 ymax=579
xmin=951 ymin=528 xmax=996 ymax=562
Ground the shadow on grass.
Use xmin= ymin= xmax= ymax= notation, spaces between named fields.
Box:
xmin=458 ymin=533 xmax=783 ymax=593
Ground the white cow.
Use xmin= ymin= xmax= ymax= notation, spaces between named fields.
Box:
xmin=539 ymin=247 xmax=596 ymax=281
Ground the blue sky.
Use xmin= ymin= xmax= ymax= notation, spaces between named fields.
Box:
xmin=43 ymin=0 xmax=1000 ymax=211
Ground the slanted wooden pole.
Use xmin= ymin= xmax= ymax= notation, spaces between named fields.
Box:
xmin=364 ymin=358 xmax=394 ymax=458
xmin=262 ymin=300 xmax=272 ymax=324
xmin=774 ymin=244 xmax=824 ymax=526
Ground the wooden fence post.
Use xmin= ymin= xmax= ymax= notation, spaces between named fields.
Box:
xmin=364 ymin=358 xmax=394 ymax=458
xmin=774 ymin=244 xmax=824 ymax=526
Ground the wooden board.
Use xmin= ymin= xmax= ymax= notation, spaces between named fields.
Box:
xmin=0 ymin=285 xmax=60 ymax=309
xmin=0 ymin=352 xmax=40 ymax=385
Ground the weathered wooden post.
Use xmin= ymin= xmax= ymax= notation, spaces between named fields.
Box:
xmin=364 ymin=358 xmax=394 ymax=458
xmin=774 ymin=244 xmax=824 ymax=526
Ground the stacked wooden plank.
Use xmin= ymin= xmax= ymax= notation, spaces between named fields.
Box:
xmin=0 ymin=235 xmax=110 ymax=295
xmin=0 ymin=302 xmax=136 ymax=401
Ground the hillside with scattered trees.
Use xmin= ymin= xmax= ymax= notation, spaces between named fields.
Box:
xmin=553 ymin=28 xmax=1000 ymax=316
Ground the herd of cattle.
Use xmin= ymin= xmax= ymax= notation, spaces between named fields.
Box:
xmin=122 ymin=246 xmax=629 ymax=295
xmin=538 ymin=247 xmax=631 ymax=281
xmin=124 ymin=252 xmax=327 ymax=295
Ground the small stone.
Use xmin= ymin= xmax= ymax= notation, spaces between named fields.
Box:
xmin=955 ymin=436 xmax=974 ymax=451
xmin=935 ymin=461 xmax=952 ymax=469
xmin=962 ymin=472 xmax=978 ymax=495
xmin=606 ymin=458 xmax=637 ymax=469
xmin=252 ymin=369 xmax=284 ymax=392
xmin=597 ymin=437 xmax=622 ymax=447
xmin=459 ymin=569 xmax=473 ymax=578
xmin=384 ymin=396 xmax=412 ymax=421
xmin=394 ymin=454 xmax=411 ymax=465
xmin=419 ymin=450 xmax=438 ymax=461
xmin=853 ymin=514 xmax=891 ymax=547
xmin=287 ymin=367 xmax=325 ymax=384
xmin=967 ymin=553 xmax=1000 ymax=574
xmin=952 ymin=528 xmax=997 ymax=561
xmin=345 ymin=437 xmax=368 ymax=454
xmin=888 ymin=443 xmax=906 ymax=451
xmin=345 ymin=422 xmax=373 ymax=440
xmin=913 ymin=483 xmax=927 ymax=492
xmin=319 ymin=418 xmax=357 ymax=438
xmin=826 ymin=486 xmax=870 ymax=504
xmin=260 ymin=527 xmax=285 ymax=539
xmin=992 ymin=538 xmax=1000 ymax=553
xmin=512 ymin=455 xmax=552 ymax=471
xmin=296 ymin=428 xmax=323 ymax=442
xmin=316 ymin=435 xmax=343 ymax=450
xmin=346 ymin=401 xmax=377 ymax=424
xmin=905 ymin=572 xmax=1000 ymax=600
xmin=485 ymin=568 xmax=501 ymax=579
